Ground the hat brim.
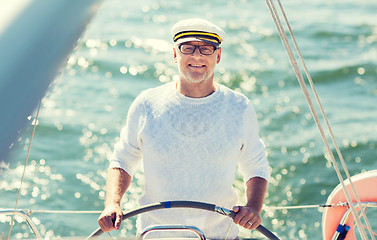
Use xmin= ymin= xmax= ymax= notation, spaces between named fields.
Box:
xmin=176 ymin=37 xmax=219 ymax=46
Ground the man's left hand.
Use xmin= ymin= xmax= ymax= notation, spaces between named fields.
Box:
xmin=232 ymin=205 xmax=261 ymax=230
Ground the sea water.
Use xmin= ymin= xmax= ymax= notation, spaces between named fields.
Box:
xmin=1 ymin=0 xmax=376 ymax=239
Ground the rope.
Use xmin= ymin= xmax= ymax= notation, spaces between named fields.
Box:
xmin=264 ymin=0 xmax=375 ymax=239
xmin=7 ymin=101 xmax=42 ymax=240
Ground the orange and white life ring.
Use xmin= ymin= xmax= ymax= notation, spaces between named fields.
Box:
xmin=322 ymin=170 xmax=377 ymax=240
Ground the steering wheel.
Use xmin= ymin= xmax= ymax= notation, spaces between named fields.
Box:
xmin=86 ymin=200 xmax=280 ymax=240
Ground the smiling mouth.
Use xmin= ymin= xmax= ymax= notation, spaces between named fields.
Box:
xmin=189 ymin=64 xmax=205 ymax=68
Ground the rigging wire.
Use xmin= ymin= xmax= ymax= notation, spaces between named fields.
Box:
xmin=223 ymin=221 xmax=234 ymax=240
xmin=272 ymin=1 xmax=375 ymax=238
xmin=264 ymin=0 xmax=375 ymax=239
xmin=7 ymin=101 xmax=42 ymax=240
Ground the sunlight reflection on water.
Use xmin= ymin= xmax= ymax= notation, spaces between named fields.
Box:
xmin=1 ymin=0 xmax=377 ymax=238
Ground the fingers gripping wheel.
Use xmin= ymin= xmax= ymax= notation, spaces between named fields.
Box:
xmin=86 ymin=200 xmax=280 ymax=240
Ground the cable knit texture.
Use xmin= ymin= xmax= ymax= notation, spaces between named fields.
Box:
xmin=109 ymin=81 xmax=269 ymax=239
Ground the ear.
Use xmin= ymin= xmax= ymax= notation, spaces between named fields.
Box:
xmin=216 ymin=47 xmax=222 ymax=64
xmin=173 ymin=47 xmax=178 ymax=63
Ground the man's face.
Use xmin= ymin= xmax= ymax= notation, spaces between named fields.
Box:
xmin=173 ymin=41 xmax=221 ymax=84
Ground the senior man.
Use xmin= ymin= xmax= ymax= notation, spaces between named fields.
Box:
xmin=98 ymin=18 xmax=270 ymax=239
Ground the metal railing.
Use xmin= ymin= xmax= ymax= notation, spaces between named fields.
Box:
xmin=0 ymin=209 xmax=42 ymax=239
xmin=139 ymin=225 xmax=206 ymax=240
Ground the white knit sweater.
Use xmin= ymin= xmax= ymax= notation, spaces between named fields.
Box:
xmin=109 ymin=81 xmax=269 ymax=239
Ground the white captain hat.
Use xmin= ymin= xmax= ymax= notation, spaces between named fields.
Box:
xmin=171 ymin=18 xmax=226 ymax=46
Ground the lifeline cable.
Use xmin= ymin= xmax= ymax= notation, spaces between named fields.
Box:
xmin=7 ymin=101 xmax=42 ymax=240
xmin=265 ymin=201 xmax=377 ymax=210
xmin=265 ymin=0 xmax=374 ymax=239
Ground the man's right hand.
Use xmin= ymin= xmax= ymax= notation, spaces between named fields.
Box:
xmin=98 ymin=204 xmax=123 ymax=232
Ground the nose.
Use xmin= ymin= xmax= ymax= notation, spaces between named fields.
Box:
xmin=192 ymin=47 xmax=202 ymax=56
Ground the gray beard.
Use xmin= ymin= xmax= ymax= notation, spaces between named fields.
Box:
xmin=178 ymin=66 xmax=209 ymax=84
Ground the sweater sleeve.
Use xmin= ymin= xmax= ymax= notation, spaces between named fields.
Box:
xmin=238 ymin=102 xmax=270 ymax=182
xmin=109 ymin=95 xmax=145 ymax=177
